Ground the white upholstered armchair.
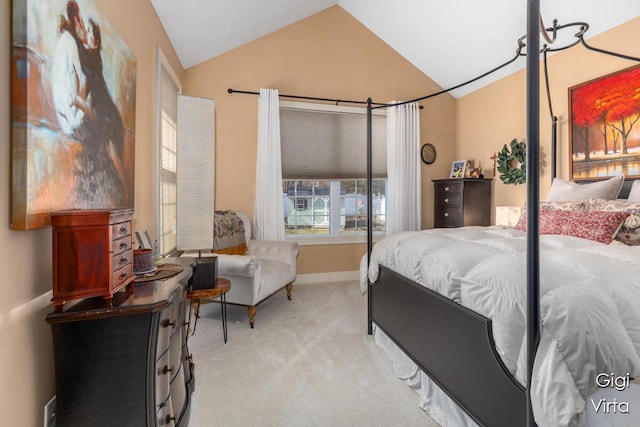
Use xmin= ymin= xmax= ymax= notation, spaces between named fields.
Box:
xmin=211 ymin=211 xmax=298 ymax=328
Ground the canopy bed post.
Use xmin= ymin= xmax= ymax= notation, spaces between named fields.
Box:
xmin=525 ymin=0 xmax=541 ymax=425
xmin=550 ymin=117 xmax=558 ymax=180
xmin=367 ymin=97 xmax=374 ymax=335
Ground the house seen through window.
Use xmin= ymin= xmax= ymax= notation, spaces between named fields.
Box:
xmin=156 ymin=49 xmax=180 ymax=256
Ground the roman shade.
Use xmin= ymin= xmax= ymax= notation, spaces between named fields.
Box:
xmin=280 ymin=102 xmax=387 ymax=179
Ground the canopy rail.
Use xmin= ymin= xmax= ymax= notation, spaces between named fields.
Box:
xmin=525 ymin=3 xmax=541 ymax=425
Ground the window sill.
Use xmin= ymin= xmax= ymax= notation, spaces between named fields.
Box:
xmin=286 ymin=233 xmax=385 ymax=246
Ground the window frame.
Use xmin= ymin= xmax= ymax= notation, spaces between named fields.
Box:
xmin=155 ymin=47 xmax=182 ymax=257
xmin=279 ymin=101 xmax=387 ymax=245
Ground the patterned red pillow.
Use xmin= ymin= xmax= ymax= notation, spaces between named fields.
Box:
xmin=515 ymin=210 xmax=629 ymax=244
xmin=515 ymin=210 xmax=570 ymax=234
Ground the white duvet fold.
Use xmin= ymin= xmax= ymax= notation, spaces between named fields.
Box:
xmin=364 ymin=226 xmax=640 ymax=426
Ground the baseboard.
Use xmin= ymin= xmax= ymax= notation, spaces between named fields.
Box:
xmin=294 ymin=270 xmax=359 ymax=285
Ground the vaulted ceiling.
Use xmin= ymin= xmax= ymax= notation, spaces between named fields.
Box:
xmin=150 ymin=0 xmax=639 ymax=98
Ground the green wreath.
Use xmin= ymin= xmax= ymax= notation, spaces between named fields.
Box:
xmin=497 ymin=139 xmax=526 ymax=185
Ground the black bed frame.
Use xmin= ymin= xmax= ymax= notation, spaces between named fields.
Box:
xmin=372 ymin=266 xmax=526 ymax=426
xmin=365 ymin=2 xmax=640 ymax=426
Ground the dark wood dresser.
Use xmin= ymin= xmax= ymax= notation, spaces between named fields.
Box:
xmin=45 ymin=257 xmax=196 ymax=427
xmin=432 ymin=178 xmax=492 ymax=227
xmin=50 ymin=209 xmax=135 ymax=311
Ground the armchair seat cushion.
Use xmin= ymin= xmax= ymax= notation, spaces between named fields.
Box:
xmin=218 ymin=256 xmax=296 ymax=306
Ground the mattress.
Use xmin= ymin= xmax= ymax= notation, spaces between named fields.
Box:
xmin=362 ymin=226 xmax=640 ymax=426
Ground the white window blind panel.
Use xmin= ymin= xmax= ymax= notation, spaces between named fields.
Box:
xmin=280 ymin=103 xmax=387 ymax=179
xmin=177 ymin=95 xmax=215 ymax=251
xmin=158 ymin=62 xmax=179 ymax=257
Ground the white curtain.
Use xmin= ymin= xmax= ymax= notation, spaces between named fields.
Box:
xmin=254 ymin=88 xmax=285 ymax=241
xmin=386 ymin=102 xmax=421 ymax=236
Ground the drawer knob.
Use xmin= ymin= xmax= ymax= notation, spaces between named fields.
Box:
xmin=120 ymin=257 xmax=129 ymax=265
xmin=444 ymin=186 xmax=450 ymax=191
xmin=163 ymin=365 xmax=175 ymax=375
xmin=163 ymin=319 xmax=176 ymax=329
xmin=119 ymin=226 xmax=127 ymax=234
xmin=165 ymin=414 xmax=177 ymax=424
xmin=444 ymin=212 xmax=449 ymax=217
xmin=120 ymin=271 xmax=128 ymax=279
xmin=120 ymin=241 xmax=128 ymax=249
xmin=444 ymin=198 xmax=449 ymax=203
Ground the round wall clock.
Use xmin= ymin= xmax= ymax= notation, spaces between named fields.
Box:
xmin=421 ymin=143 xmax=437 ymax=164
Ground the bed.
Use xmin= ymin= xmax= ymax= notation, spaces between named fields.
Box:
xmin=362 ymin=208 xmax=640 ymax=426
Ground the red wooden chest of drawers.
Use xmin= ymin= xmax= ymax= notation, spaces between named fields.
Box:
xmin=50 ymin=209 xmax=134 ymax=311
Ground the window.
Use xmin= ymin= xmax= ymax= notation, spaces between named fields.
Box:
xmin=280 ymin=102 xmax=387 ymax=238
xmin=156 ymin=48 xmax=181 ymax=256
xmin=283 ymin=179 xmax=386 ymax=236
xmin=295 ymin=198 xmax=307 ymax=211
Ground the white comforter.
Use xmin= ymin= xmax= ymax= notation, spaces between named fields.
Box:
xmin=363 ymin=226 xmax=640 ymax=427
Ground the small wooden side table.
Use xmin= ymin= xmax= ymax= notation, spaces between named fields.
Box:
xmin=186 ymin=278 xmax=231 ymax=343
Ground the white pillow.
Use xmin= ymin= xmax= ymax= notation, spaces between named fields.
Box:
xmin=627 ymin=180 xmax=640 ymax=202
xmin=546 ymin=176 xmax=624 ymax=202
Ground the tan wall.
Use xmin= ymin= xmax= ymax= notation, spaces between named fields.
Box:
xmin=457 ymin=17 xmax=640 ymax=214
xmin=183 ymin=6 xmax=457 ymax=274
xmin=0 ymin=1 xmax=182 ymax=424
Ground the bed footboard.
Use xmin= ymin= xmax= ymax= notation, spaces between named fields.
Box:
xmin=371 ymin=265 xmax=526 ymax=427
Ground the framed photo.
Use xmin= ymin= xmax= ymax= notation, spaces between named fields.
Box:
xmin=569 ymin=64 xmax=640 ymax=180
xmin=135 ymin=229 xmax=153 ymax=249
xmin=11 ymin=0 xmax=137 ymax=229
xmin=450 ymin=160 xmax=467 ymax=178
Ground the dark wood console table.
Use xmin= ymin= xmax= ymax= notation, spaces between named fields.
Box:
xmin=45 ymin=257 xmax=196 ymax=427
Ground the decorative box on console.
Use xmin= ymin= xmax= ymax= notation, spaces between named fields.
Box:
xmin=189 ymin=256 xmax=218 ymax=291
xmin=50 ymin=209 xmax=134 ymax=311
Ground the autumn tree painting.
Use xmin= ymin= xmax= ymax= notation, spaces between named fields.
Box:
xmin=570 ymin=64 xmax=640 ymax=180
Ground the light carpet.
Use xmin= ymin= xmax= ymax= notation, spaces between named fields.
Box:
xmin=187 ymin=280 xmax=439 ymax=427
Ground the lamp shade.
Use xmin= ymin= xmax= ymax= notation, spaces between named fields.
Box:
xmin=177 ymin=95 xmax=215 ymax=251
xmin=495 ymin=206 xmax=521 ymax=226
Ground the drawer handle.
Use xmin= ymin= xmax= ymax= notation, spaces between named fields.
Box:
xmin=120 ymin=271 xmax=128 ymax=279
xmin=120 ymin=241 xmax=128 ymax=249
xmin=119 ymin=256 xmax=129 ymax=265
xmin=163 ymin=319 xmax=176 ymax=329
xmin=444 ymin=198 xmax=449 ymax=203
xmin=165 ymin=414 xmax=177 ymax=424
xmin=163 ymin=365 xmax=175 ymax=375
xmin=444 ymin=186 xmax=450 ymax=191
xmin=444 ymin=212 xmax=449 ymax=217
xmin=119 ymin=226 xmax=127 ymax=235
